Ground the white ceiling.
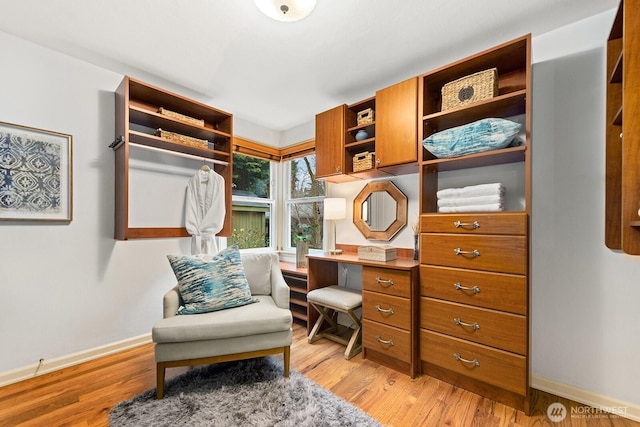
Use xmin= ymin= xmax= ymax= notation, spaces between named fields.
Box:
xmin=0 ymin=0 xmax=618 ymax=135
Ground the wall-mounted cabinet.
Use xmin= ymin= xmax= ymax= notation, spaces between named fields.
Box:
xmin=605 ymin=0 xmax=640 ymax=254
xmin=113 ymin=76 xmax=233 ymax=240
xmin=418 ymin=34 xmax=532 ymax=414
xmin=375 ymin=77 xmax=419 ymax=175
xmin=315 ymin=78 xmax=419 ymax=182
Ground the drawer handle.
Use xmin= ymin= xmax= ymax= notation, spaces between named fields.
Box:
xmin=375 ymin=305 xmax=395 ymax=315
xmin=454 ymin=317 xmax=480 ymax=330
xmin=453 ymin=353 xmax=480 ymax=367
xmin=454 ymin=220 xmax=480 ymax=229
xmin=375 ymin=277 xmax=394 ymax=287
xmin=375 ymin=336 xmax=394 ymax=346
xmin=453 ymin=283 xmax=480 ymax=294
xmin=454 ymin=248 xmax=480 ymax=257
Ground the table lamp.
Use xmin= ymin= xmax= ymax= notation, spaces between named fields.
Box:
xmin=324 ymin=198 xmax=346 ymax=254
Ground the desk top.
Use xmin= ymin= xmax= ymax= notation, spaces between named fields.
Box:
xmin=307 ymin=252 xmax=419 ymax=271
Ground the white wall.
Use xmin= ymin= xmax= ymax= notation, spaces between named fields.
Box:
xmin=530 ymin=10 xmax=640 ymax=409
xmin=1 ymin=7 xmax=639 ymax=415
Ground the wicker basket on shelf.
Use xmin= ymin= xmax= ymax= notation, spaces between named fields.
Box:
xmin=353 ymin=151 xmax=375 ymax=172
xmin=158 ymin=107 xmax=204 ymax=127
xmin=155 ymin=128 xmax=209 ymax=149
xmin=357 ymin=108 xmax=374 ymax=126
xmin=441 ymin=68 xmax=498 ymax=111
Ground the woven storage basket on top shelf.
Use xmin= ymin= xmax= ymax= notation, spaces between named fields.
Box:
xmin=155 ymin=128 xmax=209 ymax=149
xmin=357 ymin=108 xmax=374 ymax=126
xmin=441 ymin=68 xmax=498 ymax=111
xmin=158 ymin=107 xmax=205 ymax=127
xmin=353 ymin=151 xmax=375 ymax=172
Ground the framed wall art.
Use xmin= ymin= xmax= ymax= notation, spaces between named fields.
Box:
xmin=0 ymin=121 xmax=73 ymax=222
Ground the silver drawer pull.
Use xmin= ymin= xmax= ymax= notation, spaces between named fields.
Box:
xmin=454 ymin=220 xmax=480 ymax=229
xmin=375 ymin=336 xmax=394 ymax=346
xmin=453 ymin=353 xmax=480 ymax=367
xmin=454 ymin=248 xmax=480 ymax=257
xmin=454 ymin=283 xmax=480 ymax=294
xmin=375 ymin=277 xmax=394 ymax=287
xmin=375 ymin=305 xmax=395 ymax=315
xmin=454 ymin=317 xmax=480 ymax=330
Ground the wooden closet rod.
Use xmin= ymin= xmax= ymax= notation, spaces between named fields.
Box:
xmin=129 ymin=142 xmax=229 ymax=166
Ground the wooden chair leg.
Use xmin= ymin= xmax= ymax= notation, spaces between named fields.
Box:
xmin=156 ymin=363 xmax=166 ymax=399
xmin=283 ymin=346 xmax=290 ymax=378
xmin=344 ymin=308 xmax=363 ymax=359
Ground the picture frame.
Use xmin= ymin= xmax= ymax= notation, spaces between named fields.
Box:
xmin=0 ymin=121 xmax=73 ymax=222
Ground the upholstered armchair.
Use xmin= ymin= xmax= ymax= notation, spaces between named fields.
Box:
xmin=152 ymin=250 xmax=293 ymax=399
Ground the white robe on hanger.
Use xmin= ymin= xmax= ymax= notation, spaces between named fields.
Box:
xmin=185 ymin=169 xmax=226 ymax=256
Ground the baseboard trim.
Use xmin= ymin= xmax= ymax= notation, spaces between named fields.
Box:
xmin=532 ymin=375 xmax=640 ymax=422
xmin=0 ymin=333 xmax=152 ymax=388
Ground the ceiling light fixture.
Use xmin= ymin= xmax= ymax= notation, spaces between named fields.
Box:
xmin=253 ymin=0 xmax=317 ymax=22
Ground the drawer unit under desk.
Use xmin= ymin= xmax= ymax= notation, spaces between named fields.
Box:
xmin=363 ymin=319 xmax=411 ymax=363
xmin=421 ymin=234 xmax=527 ymax=275
xmin=421 ymin=297 xmax=527 ymax=355
xmin=421 ymin=329 xmax=526 ymax=396
xmin=363 ymin=290 xmax=411 ymax=330
xmin=421 ymin=213 xmax=527 ymax=235
xmin=362 ymin=266 xmax=411 ymax=298
xmin=420 ymin=265 xmax=527 ymax=315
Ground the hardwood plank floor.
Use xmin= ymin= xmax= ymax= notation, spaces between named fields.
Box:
xmin=0 ymin=323 xmax=637 ymax=426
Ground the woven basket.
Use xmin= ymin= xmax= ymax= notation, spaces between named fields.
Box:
xmin=155 ymin=128 xmax=209 ymax=149
xmin=353 ymin=151 xmax=375 ymax=172
xmin=357 ymin=108 xmax=375 ymax=126
xmin=158 ymin=107 xmax=204 ymax=127
xmin=441 ymin=68 xmax=498 ymax=111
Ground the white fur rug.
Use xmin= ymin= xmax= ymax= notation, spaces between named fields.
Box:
xmin=109 ymin=357 xmax=383 ymax=427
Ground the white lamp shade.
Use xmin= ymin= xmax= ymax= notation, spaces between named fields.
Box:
xmin=324 ymin=198 xmax=346 ymax=220
xmin=253 ymin=0 xmax=317 ymax=22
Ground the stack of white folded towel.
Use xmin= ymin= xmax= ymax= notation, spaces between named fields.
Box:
xmin=437 ymin=183 xmax=505 ymax=213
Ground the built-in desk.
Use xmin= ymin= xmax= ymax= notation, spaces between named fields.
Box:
xmin=307 ymin=252 xmax=419 ymax=377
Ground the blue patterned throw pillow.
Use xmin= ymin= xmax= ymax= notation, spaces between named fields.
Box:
xmin=422 ymin=118 xmax=521 ymax=158
xmin=167 ymin=245 xmax=258 ymax=315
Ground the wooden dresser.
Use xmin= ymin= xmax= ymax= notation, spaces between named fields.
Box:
xmin=306 ymin=252 xmax=419 ymax=377
xmin=419 ymin=213 xmax=529 ymax=411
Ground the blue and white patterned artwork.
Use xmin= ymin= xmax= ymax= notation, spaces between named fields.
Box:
xmin=0 ymin=122 xmax=71 ymax=221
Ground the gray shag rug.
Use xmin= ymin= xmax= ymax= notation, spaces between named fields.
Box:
xmin=109 ymin=356 xmax=383 ymax=427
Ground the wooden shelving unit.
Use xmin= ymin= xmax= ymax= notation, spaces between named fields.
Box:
xmin=417 ymin=34 xmax=532 ymax=414
xmin=316 ymin=77 xmax=419 ymax=182
xmin=280 ymin=262 xmax=308 ymax=326
xmin=113 ymin=76 xmax=233 ymax=240
xmin=605 ymin=0 xmax=640 ymax=254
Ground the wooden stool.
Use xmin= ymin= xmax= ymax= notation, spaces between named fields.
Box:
xmin=307 ymin=285 xmax=362 ymax=360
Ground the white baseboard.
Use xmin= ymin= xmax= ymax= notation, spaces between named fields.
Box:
xmin=532 ymin=375 xmax=640 ymax=422
xmin=0 ymin=333 xmax=152 ymax=388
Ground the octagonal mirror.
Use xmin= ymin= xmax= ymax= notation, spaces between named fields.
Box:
xmin=353 ymin=181 xmax=407 ymax=241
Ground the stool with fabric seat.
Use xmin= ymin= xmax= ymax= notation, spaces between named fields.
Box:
xmin=306 ymin=285 xmax=362 ymax=360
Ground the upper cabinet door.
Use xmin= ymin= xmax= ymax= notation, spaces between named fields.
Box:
xmin=316 ymin=104 xmax=346 ymax=179
xmin=375 ymin=77 xmax=418 ymax=168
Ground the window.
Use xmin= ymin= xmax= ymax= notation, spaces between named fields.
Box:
xmin=285 ymin=154 xmax=326 ymax=250
xmin=229 ymin=153 xmax=275 ymax=250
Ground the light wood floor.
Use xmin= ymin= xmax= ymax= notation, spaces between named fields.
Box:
xmin=0 ymin=322 xmax=637 ymax=427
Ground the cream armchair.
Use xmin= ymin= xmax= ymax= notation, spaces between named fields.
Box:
xmin=152 ymin=252 xmax=293 ymax=399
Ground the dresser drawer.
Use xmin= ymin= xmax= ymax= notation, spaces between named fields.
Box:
xmin=420 ymin=330 xmax=526 ymax=395
xmin=363 ymin=319 xmax=411 ymax=363
xmin=362 ymin=266 xmax=411 ymax=298
xmin=420 ymin=213 xmax=527 ymax=235
xmin=421 ymin=298 xmax=527 ymax=355
xmin=363 ymin=291 xmax=411 ymax=330
xmin=421 ymin=234 xmax=527 ymax=275
xmin=420 ymin=265 xmax=526 ymax=314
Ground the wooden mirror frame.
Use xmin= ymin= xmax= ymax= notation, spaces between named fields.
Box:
xmin=353 ymin=181 xmax=408 ymax=241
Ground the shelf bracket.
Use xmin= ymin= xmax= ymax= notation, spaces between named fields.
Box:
xmin=109 ymin=136 xmax=125 ymax=150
